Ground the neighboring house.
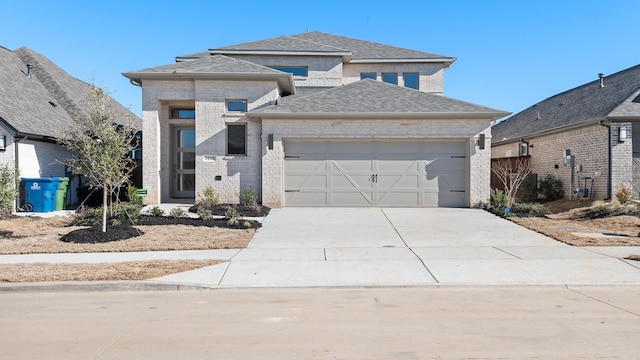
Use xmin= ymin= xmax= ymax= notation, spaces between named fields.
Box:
xmin=123 ymin=32 xmax=508 ymax=208
xmin=0 ymin=46 xmax=140 ymax=209
xmin=491 ymin=64 xmax=640 ymax=200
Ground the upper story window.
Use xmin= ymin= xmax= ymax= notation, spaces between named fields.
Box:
xmin=360 ymin=73 xmax=376 ymax=80
xmin=403 ymin=73 xmax=419 ymax=90
xmin=271 ymin=66 xmax=308 ymax=77
xmin=226 ymin=99 xmax=247 ymax=113
xmin=381 ymin=73 xmax=398 ymax=85
xmin=227 ymin=123 xmax=247 ymax=155
xmin=170 ymin=108 xmax=195 ymax=119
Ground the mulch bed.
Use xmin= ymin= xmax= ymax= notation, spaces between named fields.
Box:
xmin=62 ymin=210 xmax=264 ymax=244
xmin=189 ymin=204 xmax=271 ymax=217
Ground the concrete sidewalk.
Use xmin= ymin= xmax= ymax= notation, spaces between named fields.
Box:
xmin=3 ymin=208 xmax=640 ymax=289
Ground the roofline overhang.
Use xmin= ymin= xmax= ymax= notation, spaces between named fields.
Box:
xmin=248 ymin=111 xmax=509 ymax=121
xmin=209 ymin=49 xmax=352 ymax=62
xmin=492 ymin=117 xmax=606 ymax=146
xmin=122 ymin=71 xmax=296 ymax=95
xmin=348 ymin=58 xmax=456 ymax=66
xmin=0 ymin=116 xmax=19 ymax=135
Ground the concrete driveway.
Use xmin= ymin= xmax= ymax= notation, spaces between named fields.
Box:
xmin=152 ymin=207 xmax=640 ymax=288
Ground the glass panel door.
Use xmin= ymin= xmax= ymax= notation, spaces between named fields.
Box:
xmin=172 ymin=126 xmax=196 ymax=198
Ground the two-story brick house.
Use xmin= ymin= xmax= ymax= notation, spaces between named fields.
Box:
xmin=123 ymin=32 xmax=508 ymax=208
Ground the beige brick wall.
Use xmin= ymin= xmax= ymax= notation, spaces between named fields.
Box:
xmin=229 ymin=55 xmax=343 ymax=87
xmin=140 ymin=79 xmax=279 ymax=204
xmin=261 ymin=118 xmax=491 ymax=207
xmin=342 ymin=63 xmax=445 ymax=93
xmin=492 ymin=124 xmax=610 ymax=199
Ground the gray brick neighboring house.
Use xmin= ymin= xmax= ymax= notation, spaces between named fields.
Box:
xmin=123 ymin=32 xmax=508 ymax=208
xmin=491 ymin=64 xmax=640 ymax=200
xmin=0 ymin=46 xmax=140 ymax=210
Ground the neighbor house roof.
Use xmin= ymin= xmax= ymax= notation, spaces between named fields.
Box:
xmin=492 ymin=64 xmax=640 ymax=144
xmin=0 ymin=46 xmax=139 ymax=139
xmin=123 ymin=54 xmax=295 ymax=95
xmin=177 ymin=31 xmax=455 ymax=65
xmin=249 ymin=79 xmax=509 ymax=120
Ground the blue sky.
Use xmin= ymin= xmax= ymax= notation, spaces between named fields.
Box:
xmin=3 ymin=0 xmax=639 ymax=120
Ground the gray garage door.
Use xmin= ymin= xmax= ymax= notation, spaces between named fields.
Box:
xmin=284 ymin=140 xmax=467 ymax=207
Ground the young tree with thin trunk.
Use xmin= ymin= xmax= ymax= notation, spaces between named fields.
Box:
xmin=491 ymin=157 xmax=532 ymax=210
xmin=59 ymin=85 xmax=137 ymax=232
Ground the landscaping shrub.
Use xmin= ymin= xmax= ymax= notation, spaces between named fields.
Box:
xmin=491 ymin=189 xmax=508 ymax=209
xmin=241 ymin=186 xmax=258 ymax=206
xmin=516 ymin=177 xmax=537 ymax=203
xmin=197 ymin=207 xmax=213 ymax=220
xmin=538 ymin=174 xmax=563 ymax=201
xmin=616 ymin=184 xmax=632 ymax=204
xmin=225 ymin=207 xmax=240 ymax=226
xmin=511 ymin=202 xmax=548 ymax=217
xmin=198 ymin=186 xmax=219 ymax=208
xmin=0 ymin=164 xmax=20 ymax=215
xmin=169 ymin=207 xmax=187 ymax=218
xmin=145 ymin=206 xmax=165 ymax=217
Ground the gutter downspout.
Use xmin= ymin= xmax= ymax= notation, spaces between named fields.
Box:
xmin=599 ymin=121 xmax=612 ymax=200
xmin=13 ymin=136 xmax=22 ymax=212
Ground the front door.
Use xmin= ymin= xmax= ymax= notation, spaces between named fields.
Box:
xmin=172 ymin=126 xmax=196 ymax=198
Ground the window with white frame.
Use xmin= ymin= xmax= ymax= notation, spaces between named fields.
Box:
xmin=226 ymin=99 xmax=247 ymax=113
xmin=381 ymin=73 xmax=398 ymax=85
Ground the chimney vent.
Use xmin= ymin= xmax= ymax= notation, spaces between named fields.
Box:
xmin=26 ymin=64 xmax=33 ymax=78
xmin=598 ymin=73 xmax=604 ymax=88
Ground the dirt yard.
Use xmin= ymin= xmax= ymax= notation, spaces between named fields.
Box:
xmin=0 ymin=215 xmax=255 ymax=282
xmin=510 ymin=200 xmax=640 ymax=247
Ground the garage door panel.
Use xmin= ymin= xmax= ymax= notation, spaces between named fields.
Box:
xmin=287 ymin=175 xmax=328 ymax=189
xmin=286 ymin=191 xmax=328 ymax=206
xmin=332 ymin=159 xmax=373 ymax=172
xmin=284 ymin=140 xmax=467 ymax=207
xmin=286 ymin=159 xmax=328 ymax=172
xmin=377 ymin=159 xmax=420 ymax=171
xmin=332 ymin=174 xmax=373 ymax=189
xmin=330 ymin=191 xmax=374 ymax=206
xmin=286 ymin=141 xmax=327 ymax=155
xmin=377 ymin=192 xmax=420 ymax=206
xmin=377 ymin=175 xmax=420 ymax=188
xmin=424 ymin=191 xmax=466 ymax=207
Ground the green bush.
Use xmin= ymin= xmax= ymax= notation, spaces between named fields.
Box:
xmin=197 ymin=207 xmax=213 ymax=220
xmin=241 ymin=186 xmax=258 ymax=206
xmin=146 ymin=206 xmax=165 ymax=217
xmin=169 ymin=207 xmax=187 ymax=218
xmin=0 ymin=164 xmax=20 ymax=215
xmin=491 ymin=190 xmax=508 ymax=209
xmin=115 ymin=202 xmax=142 ymax=222
xmin=516 ymin=177 xmax=537 ymax=203
xmin=198 ymin=186 xmax=219 ymax=208
xmin=538 ymin=174 xmax=564 ymax=201
xmin=512 ymin=202 xmax=549 ymax=217
xmin=126 ymin=184 xmax=142 ymax=205
xmin=225 ymin=207 xmax=240 ymax=226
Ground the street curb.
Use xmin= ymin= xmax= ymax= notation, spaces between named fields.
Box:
xmin=0 ymin=281 xmax=213 ymax=293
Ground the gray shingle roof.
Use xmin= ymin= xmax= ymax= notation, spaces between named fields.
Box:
xmin=0 ymin=46 xmax=139 ymax=138
xmin=213 ymin=35 xmax=349 ymax=54
xmin=492 ymin=64 xmax=640 ymax=143
xmin=291 ymin=32 xmax=452 ymax=60
xmin=251 ymin=79 xmax=507 ymax=118
xmin=129 ymin=54 xmax=286 ymax=75
xmin=178 ymin=31 xmax=453 ymax=62
xmin=123 ymin=54 xmax=295 ymax=95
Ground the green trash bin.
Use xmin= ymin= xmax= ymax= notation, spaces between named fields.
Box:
xmin=55 ymin=177 xmax=69 ymax=210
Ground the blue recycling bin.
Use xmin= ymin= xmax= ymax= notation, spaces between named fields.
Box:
xmin=21 ymin=178 xmax=62 ymax=212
